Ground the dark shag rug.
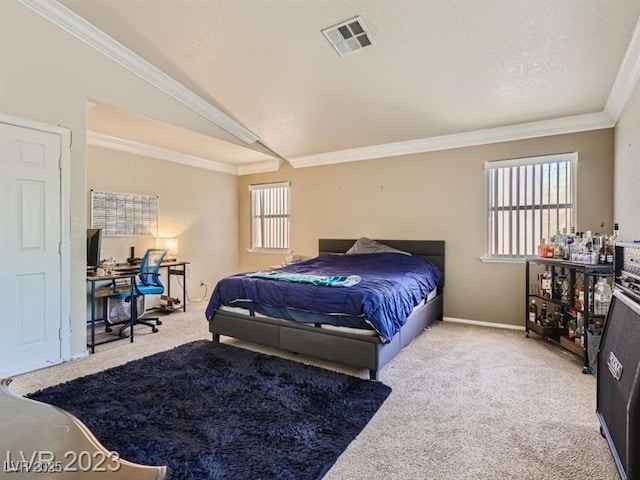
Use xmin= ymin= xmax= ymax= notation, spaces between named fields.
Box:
xmin=28 ymin=341 xmax=391 ymax=480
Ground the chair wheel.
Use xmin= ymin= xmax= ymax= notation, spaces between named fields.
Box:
xmin=105 ymin=327 xmax=112 ymax=333
xmin=152 ymin=327 xmax=159 ymax=333
xmin=156 ymin=319 xmax=163 ymax=326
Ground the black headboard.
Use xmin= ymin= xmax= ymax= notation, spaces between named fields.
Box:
xmin=318 ymin=239 xmax=445 ymax=274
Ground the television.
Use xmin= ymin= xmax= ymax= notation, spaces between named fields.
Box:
xmin=86 ymin=228 xmax=102 ymax=269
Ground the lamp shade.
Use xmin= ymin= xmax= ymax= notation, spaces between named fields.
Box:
xmin=156 ymin=237 xmax=178 ymax=258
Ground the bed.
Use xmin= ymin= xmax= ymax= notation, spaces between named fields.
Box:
xmin=206 ymin=239 xmax=445 ymax=380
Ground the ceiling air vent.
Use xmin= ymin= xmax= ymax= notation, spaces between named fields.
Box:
xmin=322 ymin=16 xmax=374 ymax=57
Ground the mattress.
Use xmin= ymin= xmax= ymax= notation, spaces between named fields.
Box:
xmin=217 ymin=288 xmax=438 ymax=338
xmin=206 ymin=252 xmax=444 ymax=342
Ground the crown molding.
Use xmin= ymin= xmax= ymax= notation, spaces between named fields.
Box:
xmin=18 ymin=0 xmax=259 ymax=145
xmin=18 ymin=0 xmax=637 ymax=170
xmin=289 ymin=111 xmax=614 ymax=168
xmin=87 ymin=131 xmax=239 ymax=175
xmin=238 ymin=160 xmax=282 ymax=176
xmin=605 ymin=17 xmax=640 ymax=122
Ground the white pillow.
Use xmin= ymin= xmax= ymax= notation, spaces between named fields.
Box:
xmin=345 ymin=237 xmax=411 ymax=256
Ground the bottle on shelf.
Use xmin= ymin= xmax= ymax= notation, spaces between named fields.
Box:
xmin=605 ymin=223 xmax=619 ymax=264
xmin=593 ymin=233 xmax=606 ymax=264
xmin=577 ymin=313 xmax=585 ymax=346
xmin=552 ymin=306 xmax=562 ymax=328
xmin=594 ymin=277 xmax=612 ymax=316
xmin=538 ymin=238 xmax=547 ymax=258
xmin=568 ymin=315 xmax=577 ymax=341
xmin=574 ymin=284 xmax=584 ymax=311
xmin=561 ymin=308 xmax=574 ymax=336
xmin=566 ymin=227 xmax=577 ymax=260
xmin=541 ymin=267 xmax=552 ymax=298
xmin=554 ymin=268 xmax=569 ymax=301
xmin=539 ymin=303 xmax=548 ymax=325
xmin=571 ymin=231 xmax=582 ymax=261
xmin=529 ymin=299 xmax=538 ymax=324
xmin=561 ymin=275 xmax=570 ymax=302
xmin=546 ymin=238 xmax=555 ymax=258
xmin=561 ymin=228 xmax=570 ymax=259
xmin=553 ymin=231 xmax=564 ymax=259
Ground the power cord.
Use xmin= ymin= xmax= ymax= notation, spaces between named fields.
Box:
xmin=174 ymin=268 xmax=210 ymax=304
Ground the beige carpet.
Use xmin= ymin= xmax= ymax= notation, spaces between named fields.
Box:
xmin=11 ymin=304 xmax=619 ymax=480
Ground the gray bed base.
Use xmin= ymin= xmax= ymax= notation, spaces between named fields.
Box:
xmin=208 ymin=239 xmax=445 ymax=380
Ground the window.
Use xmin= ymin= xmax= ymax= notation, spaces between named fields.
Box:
xmin=249 ymin=182 xmax=290 ymax=251
xmin=485 ymin=153 xmax=577 ymax=259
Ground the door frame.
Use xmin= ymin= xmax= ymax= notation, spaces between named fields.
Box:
xmin=0 ymin=113 xmax=72 ymax=364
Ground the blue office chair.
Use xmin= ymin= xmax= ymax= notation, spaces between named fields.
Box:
xmin=108 ymin=248 xmax=168 ymax=335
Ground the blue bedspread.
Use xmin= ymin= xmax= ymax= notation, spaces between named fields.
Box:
xmin=205 ymin=253 xmax=443 ymax=342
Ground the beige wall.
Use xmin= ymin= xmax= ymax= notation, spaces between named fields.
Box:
xmin=0 ymin=2 xmax=239 ymax=356
xmin=87 ymin=146 xmax=238 ymax=294
xmin=614 ymin=80 xmax=640 ymax=242
xmin=0 ymin=1 xmax=627 ymax=352
xmin=239 ymin=129 xmax=614 ymax=326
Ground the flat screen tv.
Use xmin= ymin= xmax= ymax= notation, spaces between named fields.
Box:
xmin=86 ymin=228 xmax=102 ymax=268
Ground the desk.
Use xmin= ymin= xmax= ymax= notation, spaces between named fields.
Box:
xmin=114 ymin=261 xmax=190 ymax=312
xmin=86 ymin=272 xmax=138 ymax=354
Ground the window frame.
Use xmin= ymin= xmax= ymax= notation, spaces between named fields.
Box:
xmin=248 ymin=181 xmax=291 ymax=253
xmin=482 ymin=152 xmax=578 ymax=263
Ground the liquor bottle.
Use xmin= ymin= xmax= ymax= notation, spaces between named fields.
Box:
xmin=566 ymin=227 xmax=576 ymax=260
xmin=538 ymin=238 xmax=547 ymax=258
xmin=593 ymin=234 xmax=605 ymax=264
xmin=560 ymin=274 xmax=570 ymax=302
xmin=568 ymin=316 xmax=577 ymax=341
xmin=606 ymin=223 xmax=619 ymax=264
xmin=553 ymin=231 xmax=563 ymax=259
xmin=552 ymin=306 xmax=562 ymax=328
xmin=576 ymin=313 xmax=585 ymax=346
xmin=572 ymin=231 xmax=582 ymax=261
xmin=554 ymin=268 xmax=567 ymax=300
xmin=541 ymin=267 xmax=552 ymax=298
xmin=546 ymin=238 xmax=554 ymax=258
xmin=594 ymin=277 xmax=612 ymax=315
xmin=539 ymin=303 xmax=547 ymax=325
xmin=612 ymin=223 xmax=619 ymax=245
xmin=561 ymin=307 xmax=572 ymax=336
xmin=574 ymin=285 xmax=584 ymax=311
xmin=529 ymin=299 xmax=538 ymax=324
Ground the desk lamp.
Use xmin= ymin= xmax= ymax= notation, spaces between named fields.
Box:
xmin=156 ymin=237 xmax=178 ymax=261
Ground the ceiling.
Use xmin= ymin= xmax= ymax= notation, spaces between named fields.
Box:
xmin=50 ymin=1 xmax=640 ymax=173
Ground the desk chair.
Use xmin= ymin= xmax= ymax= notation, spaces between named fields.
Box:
xmin=108 ymin=248 xmax=168 ymax=335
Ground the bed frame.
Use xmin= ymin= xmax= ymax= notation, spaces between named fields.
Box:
xmin=208 ymin=239 xmax=445 ymax=380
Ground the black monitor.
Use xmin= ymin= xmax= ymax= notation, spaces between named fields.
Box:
xmin=86 ymin=228 xmax=102 ymax=268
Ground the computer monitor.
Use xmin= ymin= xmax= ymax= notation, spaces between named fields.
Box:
xmin=86 ymin=228 xmax=102 ymax=268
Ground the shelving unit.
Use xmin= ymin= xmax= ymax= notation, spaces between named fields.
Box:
xmin=525 ymin=257 xmax=614 ymax=373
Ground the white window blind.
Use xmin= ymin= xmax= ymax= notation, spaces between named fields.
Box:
xmin=250 ymin=182 xmax=290 ymax=251
xmin=485 ymin=153 xmax=577 ymax=258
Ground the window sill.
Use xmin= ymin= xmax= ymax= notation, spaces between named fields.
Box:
xmin=246 ymin=249 xmax=292 ymax=254
xmin=479 ymin=256 xmax=525 ymax=264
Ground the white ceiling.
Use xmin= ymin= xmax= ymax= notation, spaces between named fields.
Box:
xmin=49 ymin=1 xmax=640 ymax=172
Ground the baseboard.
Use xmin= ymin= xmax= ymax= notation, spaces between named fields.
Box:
xmin=71 ymin=350 xmax=90 ymax=361
xmin=443 ymin=316 xmax=525 ymax=331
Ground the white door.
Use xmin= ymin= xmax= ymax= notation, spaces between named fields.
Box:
xmin=0 ymin=122 xmax=63 ymax=377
